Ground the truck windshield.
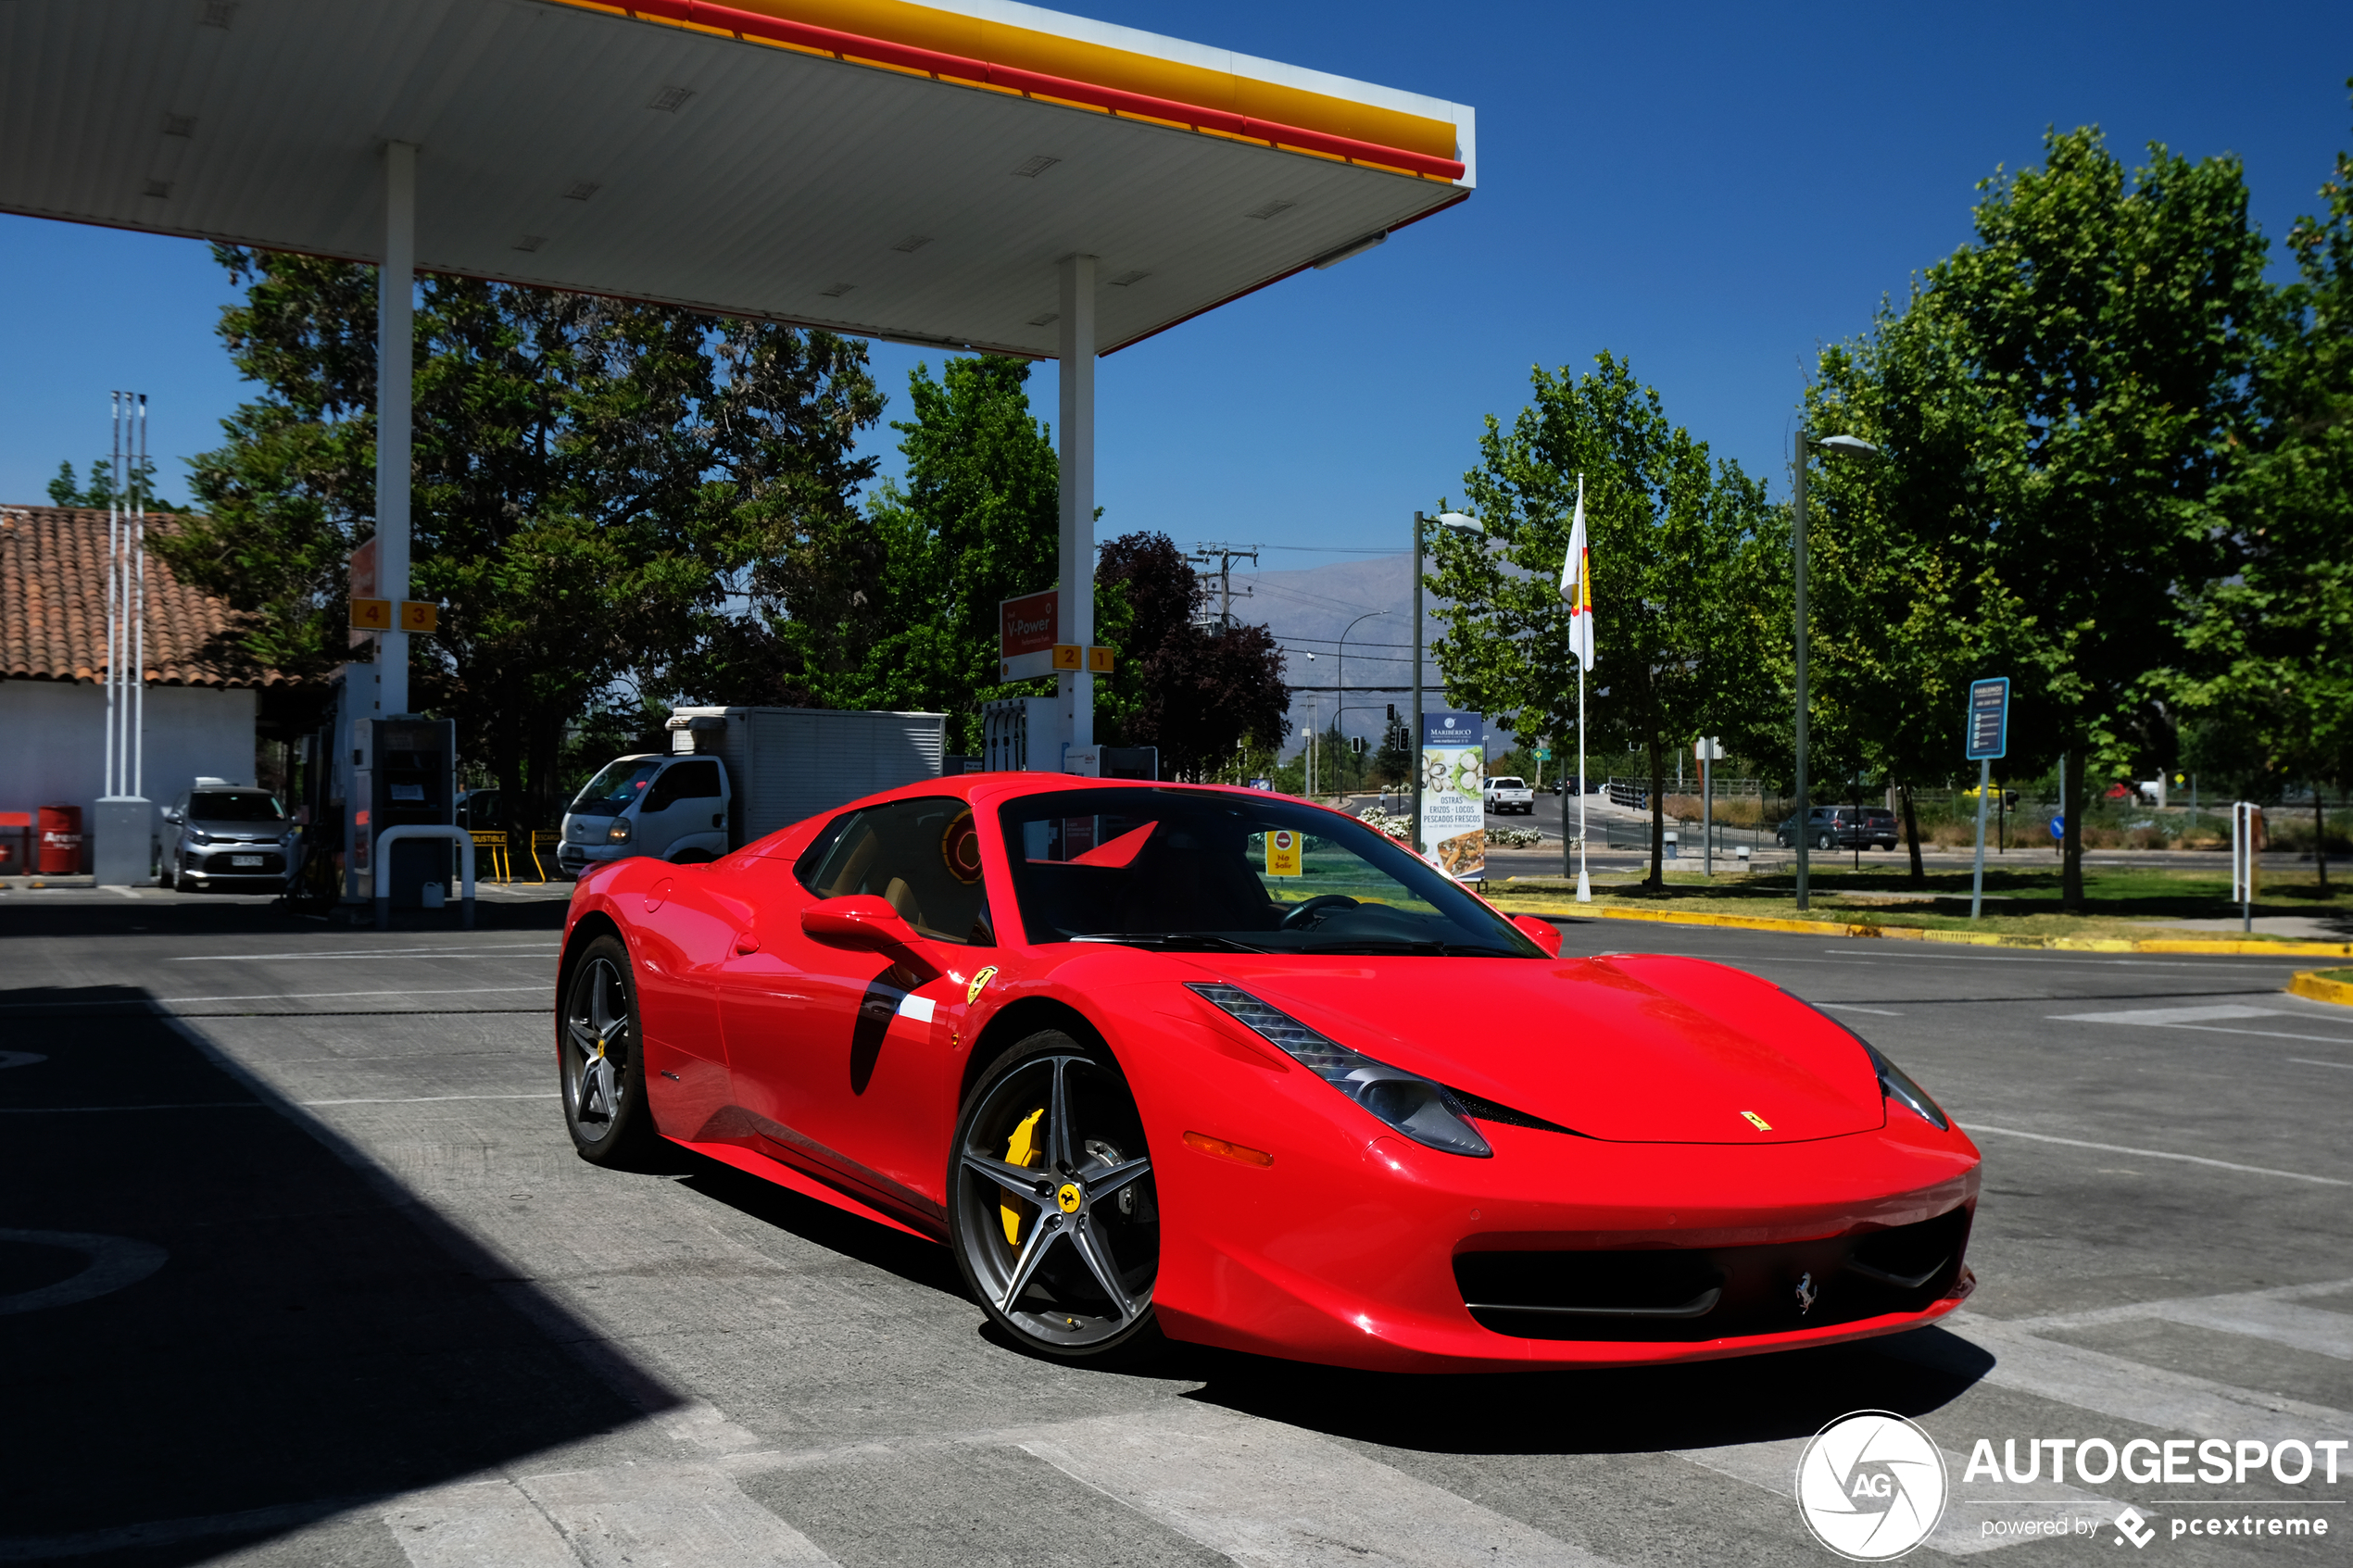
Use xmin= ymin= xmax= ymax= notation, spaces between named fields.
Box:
xmin=998 ymin=787 xmax=1542 ymax=958
xmin=570 ymin=759 xmax=663 ymax=817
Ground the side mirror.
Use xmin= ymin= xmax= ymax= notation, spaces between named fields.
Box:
xmin=163 ymin=808 xmax=182 ymax=823
xmin=1510 ymin=914 xmax=1563 ymax=957
xmin=801 ymin=896 xmax=933 ymax=972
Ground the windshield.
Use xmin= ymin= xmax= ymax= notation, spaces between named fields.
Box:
xmin=190 ymin=791 xmax=284 ymax=822
xmin=997 ymin=788 xmax=1542 ymax=958
xmin=569 ymin=759 xmax=662 ymax=817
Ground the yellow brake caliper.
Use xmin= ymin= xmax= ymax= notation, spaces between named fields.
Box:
xmin=1000 ymin=1107 xmax=1046 ymax=1245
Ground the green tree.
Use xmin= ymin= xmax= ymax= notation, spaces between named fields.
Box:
xmin=47 ymin=455 xmax=181 ymax=512
xmin=1435 ymin=352 xmax=1772 ymax=887
xmin=156 ymin=247 xmax=882 ymax=830
xmin=1857 ymin=127 xmax=2271 ymax=908
xmin=2157 ymin=92 xmax=2353 ymax=886
xmin=1096 ymin=531 xmax=1290 ymax=779
xmin=807 ymin=356 xmax=1062 ymax=750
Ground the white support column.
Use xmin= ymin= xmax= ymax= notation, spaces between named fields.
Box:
xmin=375 ymin=141 xmax=417 ymax=717
xmin=1057 ymin=254 xmax=1097 ymax=756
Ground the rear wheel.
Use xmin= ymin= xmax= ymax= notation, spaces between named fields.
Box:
xmin=559 ymin=935 xmax=655 ymax=1163
xmin=1817 ymin=832 xmax=1835 ymax=850
xmin=948 ymin=1030 xmax=1163 ymax=1363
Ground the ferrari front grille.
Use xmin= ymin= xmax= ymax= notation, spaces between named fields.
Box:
xmin=1455 ymin=1204 xmax=1971 ymax=1342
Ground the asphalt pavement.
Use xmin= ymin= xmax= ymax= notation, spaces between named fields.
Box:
xmin=4 ymin=885 xmax=2349 ymax=1566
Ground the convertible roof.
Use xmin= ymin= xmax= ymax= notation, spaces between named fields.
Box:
xmin=0 ymin=0 xmax=1476 ymax=355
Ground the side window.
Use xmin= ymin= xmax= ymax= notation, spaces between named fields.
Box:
xmin=794 ymin=797 xmax=992 ymax=946
xmin=644 ymin=760 xmax=722 ymax=813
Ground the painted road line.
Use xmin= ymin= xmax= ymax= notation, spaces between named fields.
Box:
xmin=2147 ymin=1298 xmax=2353 ymax=1362
xmin=2053 ymin=1004 xmax=2289 ymax=1025
xmin=1962 ymin=1125 xmax=2351 ymax=1186
xmin=1998 ymin=1277 xmax=2353 ymax=1336
xmin=302 ymin=1093 xmax=561 ymax=1107
xmin=1015 ymin=1399 xmax=1616 ymax=1568
xmin=525 ymin=1463 xmax=837 ymax=1567
xmin=1671 ymin=1433 xmax=2123 ymax=1556
xmin=169 ymin=945 xmax=560 ymax=961
xmin=2291 ymin=1058 xmax=2353 ymax=1072
xmin=1815 ymin=1002 xmax=1902 ymax=1015
xmin=1821 ymin=949 xmax=2299 ymax=970
xmin=1881 ymin=1323 xmax=2353 ymax=1445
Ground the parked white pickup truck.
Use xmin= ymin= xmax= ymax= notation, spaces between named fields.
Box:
xmin=1482 ymin=775 xmax=1535 ymax=815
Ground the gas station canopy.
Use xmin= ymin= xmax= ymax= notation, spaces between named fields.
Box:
xmin=0 ymin=0 xmax=1476 ymax=356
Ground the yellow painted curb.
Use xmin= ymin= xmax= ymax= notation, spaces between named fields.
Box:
xmin=1487 ymin=897 xmax=2353 ymax=957
xmin=2290 ymin=970 xmax=2353 ymax=1007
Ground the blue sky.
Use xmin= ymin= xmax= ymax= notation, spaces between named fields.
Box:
xmin=5 ymin=1 xmax=2349 ymax=562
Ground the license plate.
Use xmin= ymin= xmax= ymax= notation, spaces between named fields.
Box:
xmin=231 ymin=855 xmax=264 ymax=867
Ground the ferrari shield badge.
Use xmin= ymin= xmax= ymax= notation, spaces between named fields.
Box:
xmin=1742 ymin=1110 xmax=1772 ymax=1132
xmin=965 ymin=965 xmax=999 ymax=1005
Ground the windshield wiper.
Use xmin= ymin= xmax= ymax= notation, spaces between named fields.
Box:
xmin=1067 ymin=932 xmax=1271 ymax=954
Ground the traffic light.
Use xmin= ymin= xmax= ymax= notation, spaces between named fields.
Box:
xmin=1386 ymin=704 xmax=1397 ymax=721
xmin=1350 ymin=736 xmax=1367 ymax=756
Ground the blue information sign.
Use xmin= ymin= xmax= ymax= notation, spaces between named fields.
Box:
xmin=1965 ymin=677 xmax=2009 ymax=762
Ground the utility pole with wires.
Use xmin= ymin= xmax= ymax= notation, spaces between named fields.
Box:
xmin=1187 ymin=544 xmax=1258 ymax=631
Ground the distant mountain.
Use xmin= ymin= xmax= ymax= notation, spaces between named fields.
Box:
xmin=1218 ymin=552 xmax=1493 ymax=751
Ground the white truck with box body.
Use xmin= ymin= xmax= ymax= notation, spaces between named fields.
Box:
xmin=556 ymin=706 xmax=945 ymax=876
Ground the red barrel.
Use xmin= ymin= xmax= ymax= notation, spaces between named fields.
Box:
xmin=37 ymin=804 xmax=82 ymax=874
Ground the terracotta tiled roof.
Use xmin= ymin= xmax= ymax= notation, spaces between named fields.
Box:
xmin=0 ymin=506 xmax=288 ymax=687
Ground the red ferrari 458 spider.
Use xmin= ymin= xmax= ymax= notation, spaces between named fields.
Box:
xmin=557 ymin=776 xmax=1979 ymax=1372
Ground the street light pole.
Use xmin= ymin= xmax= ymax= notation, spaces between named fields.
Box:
xmin=1412 ymin=510 xmax=1426 ymax=857
xmin=1793 ymin=429 xmax=1812 ymax=911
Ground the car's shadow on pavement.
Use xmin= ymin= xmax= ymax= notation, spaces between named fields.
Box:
xmin=0 ymin=894 xmax=571 ymax=941
xmin=0 ymin=985 xmax=667 ymax=1566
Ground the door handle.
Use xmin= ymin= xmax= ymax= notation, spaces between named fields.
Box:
xmin=734 ymin=932 xmax=760 ymax=955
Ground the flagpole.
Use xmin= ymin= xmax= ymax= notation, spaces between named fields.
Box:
xmin=1576 ymin=660 xmax=1590 ymax=902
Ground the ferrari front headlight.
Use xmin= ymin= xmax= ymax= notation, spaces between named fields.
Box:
xmin=1186 ymin=983 xmax=1492 ymax=1158
xmin=1864 ymin=1042 xmax=1950 ymax=1130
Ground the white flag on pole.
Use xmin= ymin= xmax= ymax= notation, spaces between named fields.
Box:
xmin=1558 ymin=475 xmax=1594 ymax=671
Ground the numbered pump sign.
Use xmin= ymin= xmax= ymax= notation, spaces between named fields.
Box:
xmin=1420 ymin=711 xmax=1485 ymax=880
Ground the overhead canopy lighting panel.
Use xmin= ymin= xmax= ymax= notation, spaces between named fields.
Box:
xmin=0 ymin=0 xmax=1476 ymax=356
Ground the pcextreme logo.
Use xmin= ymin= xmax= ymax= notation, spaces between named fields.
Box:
xmin=1795 ymin=1411 xmax=1949 ymax=1560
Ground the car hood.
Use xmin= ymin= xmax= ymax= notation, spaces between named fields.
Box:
xmin=188 ymin=820 xmax=288 ymax=836
xmin=1189 ymin=952 xmax=1886 ymax=1145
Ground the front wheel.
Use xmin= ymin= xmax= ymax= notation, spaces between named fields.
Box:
xmin=948 ymin=1031 xmax=1163 ymax=1364
xmin=559 ymin=935 xmax=656 ymax=1163
xmin=1817 ymin=832 xmax=1835 ymax=850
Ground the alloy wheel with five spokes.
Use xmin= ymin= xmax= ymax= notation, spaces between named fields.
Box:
xmin=560 ymin=934 xmax=652 ymax=1163
xmin=949 ymin=1031 xmax=1162 ymax=1361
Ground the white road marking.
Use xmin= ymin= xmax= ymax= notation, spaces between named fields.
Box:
xmin=1963 ymin=1124 xmax=2350 ymax=1185
xmin=0 ymin=1230 xmax=168 ymax=1315
xmin=1881 ymin=1320 xmax=2353 ymax=1444
xmin=1671 ymin=1432 xmax=2124 ymax=1555
xmin=0 ymin=1051 xmax=46 ymax=1068
xmin=2045 ymin=1004 xmax=2353 ymax=1045
xmin=1014 ymin=1399 xmax=1615 ymax=1567
xmin=2291 ymin=1058 xmax=2353 ymax=1072
xmin=388 ymin=1465 xmax=839 ymax=1568
xmin=170 ymin=945 xmax=560 ymax=961
xmin=2053 ymin=1004 xmax=2286 ymax=1024
xmin=1815 ymin=1002 xmax=1901 ymax=1015
xmin=303 ymin=1093 xmax=560 ymax=1107
xmin=1994 ymin=1276 xmax=2353 ymax=1362
xmin=1821 ymin=949 xmax=2300 ymax=971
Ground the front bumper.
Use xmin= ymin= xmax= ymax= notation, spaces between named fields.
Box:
xmin=181 ymin=846 xmax=292 ymax=885
xmin=1117 ymin=1003 xmax=1982 ymax=1373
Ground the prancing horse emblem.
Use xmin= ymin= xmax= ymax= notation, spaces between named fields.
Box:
xmin=1794 ymin=1272 xmax=1818 ymax=1315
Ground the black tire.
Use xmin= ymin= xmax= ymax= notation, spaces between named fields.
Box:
xmin=558 ymin=934 xmax=657 ymax=1164
xmin=948 ymin=1029 xmax=1164 ymax=1365
xmin=1817 ymin=832 xmax=1835 ymax=850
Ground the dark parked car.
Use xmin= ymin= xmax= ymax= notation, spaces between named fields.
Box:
xmin=1775 ymin=806 xmax=1899 ymax=851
